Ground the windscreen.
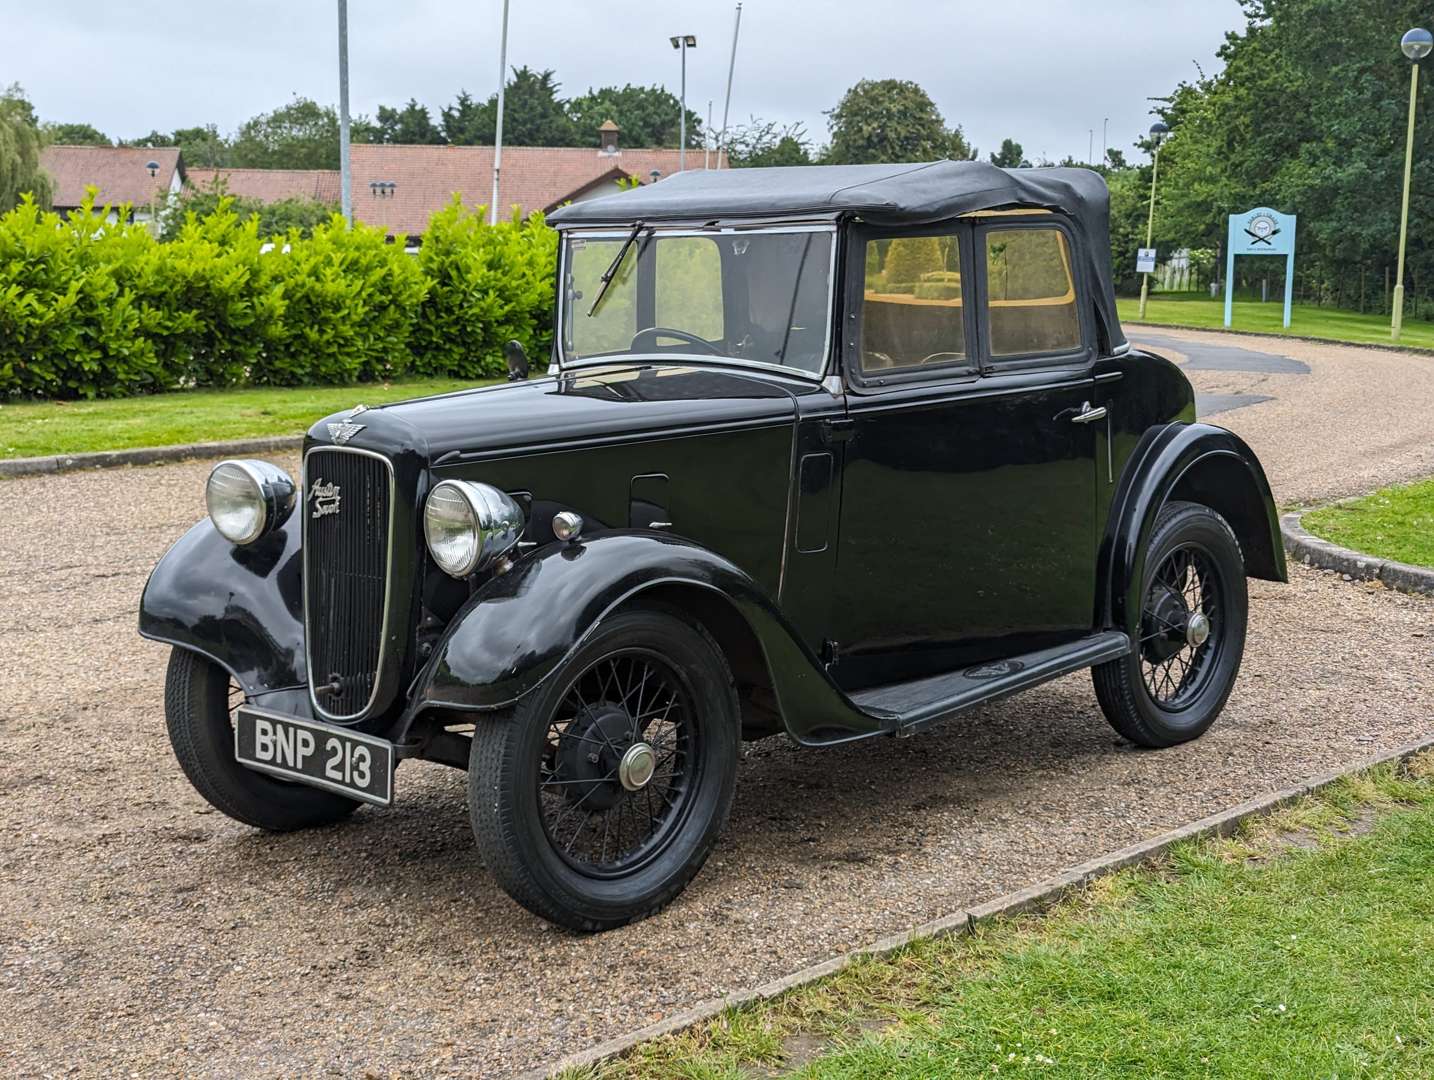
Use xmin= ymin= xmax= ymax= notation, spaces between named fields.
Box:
xmin=562 ymin=228 xmax=833 ymax=374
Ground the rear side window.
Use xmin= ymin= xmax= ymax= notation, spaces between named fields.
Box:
xmin=984 ymin=227 xmax=1081 ymax=358
xmin=859 ymin=234 xmax=966 ymax=371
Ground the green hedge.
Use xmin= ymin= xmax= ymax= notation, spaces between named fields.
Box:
xmin=0 ymin=193 xmax=557 ymax=399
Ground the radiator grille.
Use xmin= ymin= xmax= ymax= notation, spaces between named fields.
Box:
xmin=304 ymin=448 xmax=392 ymax=720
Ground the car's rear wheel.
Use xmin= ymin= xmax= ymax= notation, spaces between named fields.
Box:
xmin=1093 ymin=501 xmax=1248 ymax=748
xmin=164 ymin=647 xmax=359 ymax=830
xmin=468 ymin=608 xmax=738 ymax=932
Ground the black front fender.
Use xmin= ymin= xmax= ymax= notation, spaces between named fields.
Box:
xmin=408 ymin=532 xmax=888 ymax=744
xmin=138 ymin=518 xmax=308 ymax=701
xmin=1101 ymin=422 xmax=1286 ymax=636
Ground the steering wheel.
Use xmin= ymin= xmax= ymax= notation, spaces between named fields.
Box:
xmin=631 ymin=326 xmax=722 ymax=355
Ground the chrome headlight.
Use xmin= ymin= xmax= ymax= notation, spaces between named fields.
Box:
xmin=423 ymin=480 xmax=525 ymax=578
xmin=205 ymin=460 xmax=296 ymax=545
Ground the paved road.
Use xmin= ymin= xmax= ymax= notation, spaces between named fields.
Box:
xmin=3 ymin=328 xmax=1434 ymax=1078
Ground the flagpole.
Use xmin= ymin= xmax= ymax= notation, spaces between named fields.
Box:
xmin=489 ymin=0 xmax=510 ymax=226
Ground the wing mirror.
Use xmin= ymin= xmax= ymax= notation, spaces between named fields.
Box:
xmin=504 ymin=340 xmax=530 ymax=381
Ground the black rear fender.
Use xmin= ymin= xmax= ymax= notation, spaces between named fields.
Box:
xmin=1100 ymin=422 xmax=1286 ymax=636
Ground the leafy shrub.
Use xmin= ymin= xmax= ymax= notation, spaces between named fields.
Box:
xmin=409 ymin=197 xmax=557 ymax=378
xmin=253 ymin=216 xmax=428 ymax=385
xmin=0 ymin=192 xmax=557 ymax=400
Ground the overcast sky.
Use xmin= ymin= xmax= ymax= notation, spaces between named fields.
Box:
xmin=13 ymin=1 xmax=1245 ymax=163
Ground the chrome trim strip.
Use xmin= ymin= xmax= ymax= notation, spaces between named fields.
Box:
xmin=302 ymin=445 xmax=397 ymax=724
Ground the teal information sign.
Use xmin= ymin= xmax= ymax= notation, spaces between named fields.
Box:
xmin=1225 ymin=207 xmax=1297 ymax=328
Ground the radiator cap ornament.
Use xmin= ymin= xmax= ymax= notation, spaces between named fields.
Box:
xmin=327 ymin=421 xmax=365 ymax=445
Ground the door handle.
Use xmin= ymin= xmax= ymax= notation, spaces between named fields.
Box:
xmin=1069 ymin=401 xmax=1107 ymax=425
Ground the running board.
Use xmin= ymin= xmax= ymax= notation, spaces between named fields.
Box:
xmin=849 ymin=631 xmax=1132 ymax=735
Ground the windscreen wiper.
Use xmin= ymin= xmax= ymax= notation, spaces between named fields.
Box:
xmin=587 ymin=221 xmax=650 ymax=318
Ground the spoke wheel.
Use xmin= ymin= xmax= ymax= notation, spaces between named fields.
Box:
xmin=469 ymin=607 xmax=738 ymax=932
xmin=1137 ymin=544 xmax=1223 ymax=711
xmin=539 ymin=650 xmax=698 ymax=877
xmin=1093 ymin=501 xmax=1248 ymax=749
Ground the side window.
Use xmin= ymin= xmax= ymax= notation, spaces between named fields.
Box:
xmin=655 ymin=236 xmax=724 ymax=343
xmin=984 ymin=227 xmax=1082 ymax=359
xmin=859 ymin=233 xmax=966 ymax=371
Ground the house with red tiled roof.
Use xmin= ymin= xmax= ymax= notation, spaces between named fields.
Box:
xmin=187 ymin=167 xmax=341 ymax=205
xmin=350 ymin=123 xmax=724 ymax=240
xmin=40 ymin=145 xmax=184 ymax=228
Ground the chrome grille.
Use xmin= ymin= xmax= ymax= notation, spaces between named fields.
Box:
xmin=304 ymin=447 xmax=393 ymax=720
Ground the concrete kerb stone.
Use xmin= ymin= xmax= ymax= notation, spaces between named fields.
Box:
xmin=1282 ymin=509 xmax=1434 ymax=595
xmin=535 ymin=735 xmax=1434 ymax=1079
xmin=0 ymin=435 xmax=304 ymax=479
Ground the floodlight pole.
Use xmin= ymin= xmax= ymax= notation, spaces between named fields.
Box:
xmin=337 ymin=0 xmax=352 ymax=226
xmin=1394 ymin=63 xmax=1422 ymax=339
xmin=1138 ymin=131 xmax=1165 ymax=320
xmin=490 ymin=0 xmax=511 ymax=226
xmin=677 ymin=38 xmax=689 ymax=171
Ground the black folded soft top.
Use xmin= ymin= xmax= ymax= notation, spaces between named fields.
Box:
xmin=548 ymin=160 xmax=1128 ymax=354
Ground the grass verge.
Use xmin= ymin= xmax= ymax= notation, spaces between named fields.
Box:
xmin=1117 ymin=293 xmax=1434 ymax=351
xmin=571 ymin=753 xmax=1434 ymax=1079
xmin=1303 ymin=477 xmax=1434 ymax=569
xmin=0 ymin=377 xmax=494 ymax=460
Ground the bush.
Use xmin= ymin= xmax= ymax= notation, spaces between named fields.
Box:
xmin=253 ymin=216 xmax=428 ymax=385
xmin=0 ymin=192 xmax=557 ymax=399
xmin=409 ymin=197 xmax=557 ymax=379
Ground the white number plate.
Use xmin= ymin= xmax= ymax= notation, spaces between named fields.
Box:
xmin=234 ymin=707 xmax=394 ymax=806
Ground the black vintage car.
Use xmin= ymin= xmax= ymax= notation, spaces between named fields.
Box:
xmin=140 ymin=162 xmax=1285 ymax=931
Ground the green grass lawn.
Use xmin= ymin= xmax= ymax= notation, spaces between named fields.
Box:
xmin=586 ymin=758 xmax=1434 ymax=1080
xmin=0 ymin=377 xmax=495 ymax=460
xmin=1303 ymin=476 xmax=1434 ymax=568
xmin=1118 ymin=293 xmax=1434 ymax=350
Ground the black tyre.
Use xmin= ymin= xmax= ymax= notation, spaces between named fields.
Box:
xmin=1093 ymin=501 xmax=1248 ymax=748
xmin=469 ymin=608 xmax=739 ymax=932
xmin=164 ymin=648 xmax=359 ymax=831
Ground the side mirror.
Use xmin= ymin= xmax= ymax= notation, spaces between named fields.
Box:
xmin=504 ymin=340 xmax=530 ymax=381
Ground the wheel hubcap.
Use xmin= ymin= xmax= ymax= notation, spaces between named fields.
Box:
xmin=618 ymin=742 xmax=657 ymax=791
xmin=1186 ymin=610 xmax=1211 ymax=648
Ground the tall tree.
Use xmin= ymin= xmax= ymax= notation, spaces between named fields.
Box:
xmin=726 ymin=118 xmax=813 ymax=167
xmin=440 ymin=90 xmax=494 ymax=145
xmin=123 ymin=124 xmax=229 ymax=166
xmin=0 ymin=84 xmax=52 ymax=210
xmin=566 ymin=83 xmax=701 ymax=147
xmin=42 ymin=121 xmax=110 ymax=146
xmin=824 ymin=79 xmax=959 ymax=164
xmin=229 ymin=97 xmax=342 ymax=170
xmin=989 ymin=139 xmax=1029 ymax=168
xmin=494 ymin=66 xmax=578 ymax=146
xmin=374 ymin=98 xmax=443 ymax=144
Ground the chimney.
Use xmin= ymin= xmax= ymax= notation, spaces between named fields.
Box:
xmin=598 ymin=119 xmax=620 ymax=155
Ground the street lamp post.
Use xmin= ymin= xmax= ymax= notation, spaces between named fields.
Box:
xmin=337 ymin=0 xmax=352 ymax=227
xmin=1393 ymin=27 xmax=1432 ymax=341
xmin=670 ymin=35 xmax=697 ymax=171
xmin=1138 ymin=121 xmax=1170 ymax=320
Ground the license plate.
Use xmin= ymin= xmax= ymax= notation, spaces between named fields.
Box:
xmin=234 ymin=707 xmax=394 ymax=807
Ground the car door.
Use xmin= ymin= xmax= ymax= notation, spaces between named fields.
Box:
xmin=830 ymin=216 xmax=1100 ymax=691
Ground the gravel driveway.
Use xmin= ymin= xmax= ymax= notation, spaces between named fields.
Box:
xmin=3 ymin=329 xmax=1433 ymax=1078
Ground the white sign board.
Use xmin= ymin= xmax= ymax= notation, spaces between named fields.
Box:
xmin=1136 ymin=248 xmax=1157 ymax=274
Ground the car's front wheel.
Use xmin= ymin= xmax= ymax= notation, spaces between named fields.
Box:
xmin=164 ymin=648 xmax=360 ymax=830
xmin=468 ymin=608 xmax=738 ymax=931
xmin=1093 ymin=500 xmax=1248 ymax=748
